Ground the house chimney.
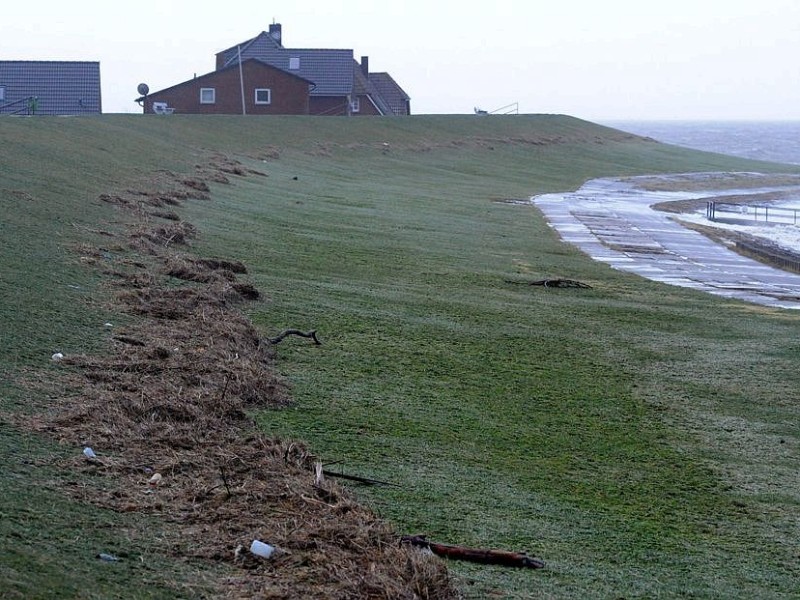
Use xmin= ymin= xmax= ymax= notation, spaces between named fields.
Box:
xmin=360 ymin=56 xmax=369 ymax=76
xmin=269 ymin=23 xmax=282 ymax=46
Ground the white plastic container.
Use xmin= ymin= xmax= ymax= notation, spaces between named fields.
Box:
xmin=249 ymin=540 xmax=275 ymax=559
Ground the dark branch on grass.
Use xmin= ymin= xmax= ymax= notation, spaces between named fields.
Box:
xmin=219 ymin=465 xmax=232 ymax=498
xmin=268 ymin=329 xmax=321 ymax=345
xmin=322 ymin=469 xmax=399 ymax=487
xmin=505 ymin=278 xmax=592 ymax=289
xmin=113 ymin=335 xmax=147 ymax=346
xmin=401 ymin=535 xmax=545 ymax=569
xmin=219 ymin=373 xmax=231 ymax=403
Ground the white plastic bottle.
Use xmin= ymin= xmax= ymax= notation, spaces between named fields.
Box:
xmin=249 ymin=540 xmax=275 ymax=559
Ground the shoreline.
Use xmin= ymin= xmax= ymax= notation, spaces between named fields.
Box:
xmin=532 ymin=172 xmax=800 ymax=308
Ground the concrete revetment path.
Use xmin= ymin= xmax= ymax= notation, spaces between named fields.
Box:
xmin=532 ymin=174 xmax=800 ymax=310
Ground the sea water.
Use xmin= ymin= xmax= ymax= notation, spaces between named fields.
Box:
xmin=602 ymin=120 xmax=800 ymax=165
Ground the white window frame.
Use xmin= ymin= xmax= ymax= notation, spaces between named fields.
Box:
xmin=199 ymin=87 xmax=216 ymax=104
xmin=350 ymin=97 xmax=360 ymax=113
xmin=254 ymin=88 xmax=272 ymax=105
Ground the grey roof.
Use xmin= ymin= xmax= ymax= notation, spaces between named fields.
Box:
xmin=0 ymin=61 xmax=101 ymax=115
xmin=220 ymin=32 xmax=354 ymax=96
xmin=217 ymin=31 xmax=282 ymax=64
xmin=368 ymin=72 xmax=410 ymax=116
xmin=353 ymin=64 xmax=391 ymax=115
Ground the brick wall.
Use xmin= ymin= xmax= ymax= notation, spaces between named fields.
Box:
xmin=309 ymin=96 xmax=348 ymax=116
xmin=146 ymin=60 xmax=309 ymax=115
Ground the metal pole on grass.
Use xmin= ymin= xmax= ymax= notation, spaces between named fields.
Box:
xmin=238 ymin=45 xmax=246 ymax=115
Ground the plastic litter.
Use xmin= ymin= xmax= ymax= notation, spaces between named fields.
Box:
xmin=97 ymin=553 xmax=120 ymax=562
xmin=83 ymin=447 xmax=97 ymax=460
xmin=148 ymin=473 xmax=162 ymax=486
xmin=104 ymin=322 xmax=113 ymax=328
xmin=51 ymin=352 xmax=64 ymax=362
xmin=249 ymin=540 xmax=275 ymax=559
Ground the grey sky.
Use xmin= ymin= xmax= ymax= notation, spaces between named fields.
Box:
xmin=5 ymin=0 xmax=800 ymax=120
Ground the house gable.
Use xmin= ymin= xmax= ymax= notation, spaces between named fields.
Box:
xmin=142 ymin=59 xmax=313 ymax=115
xmin=0 ymin=61 xmax=101 ymax=115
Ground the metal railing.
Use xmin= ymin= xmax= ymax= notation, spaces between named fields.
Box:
xmin=0 ymin=96 xmax=37 ymax=115
xmin=707 ymin=201 xmax=800 ymax=226
xmin=474 ymin=102 xmax=520 ymax=116
xmin=736 ymin=239 xmax=800 ymax=273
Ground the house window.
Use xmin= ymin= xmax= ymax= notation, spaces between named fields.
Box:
xmin=200 ymin=87 xmax=216 ymax=104
xmin=289 ymin=57 xmax=300 ymax=70
xmin=0 ymin=86 xmax=5 ymax=102
xmin=350 ymin=97 xmax=360 ymax=113
xmin=254 ymin=88 xmax=271 ymax=105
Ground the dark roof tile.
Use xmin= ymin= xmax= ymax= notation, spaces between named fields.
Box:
xmin=369 ymin=72 xmax=410 ymax=115
xmin=0 ymin=61 xmax=101 ymax=115
xmin=220 ymin=32 xmax=354 ymax=96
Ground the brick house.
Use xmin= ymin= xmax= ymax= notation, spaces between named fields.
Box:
xmin=140 ymin=58 xmax=312 ymax=115
xmin=216 ymin=24 xmax=410 ymax=116
xmin=0 ymin=61 xmax=101 ymax=115
xmin=140 ymin=23 xmax=410 ymax=116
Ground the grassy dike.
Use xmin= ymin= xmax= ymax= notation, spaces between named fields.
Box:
xmin=2 ymin=114 xmax=798 ymax=598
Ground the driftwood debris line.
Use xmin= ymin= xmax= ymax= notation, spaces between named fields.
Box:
xmin=401 ymin=535 xmax=545 ymax=569
xmin=268 ymin=329 xmax=321 ymax=345
xmin=38 ymin=163 xmax=459 ymax=599
xmin=506 ymin=278 xmax=592 ymax=289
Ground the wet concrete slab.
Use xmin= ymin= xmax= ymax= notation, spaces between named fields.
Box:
xmin=532 ymin=175 xmax=800 ymax=309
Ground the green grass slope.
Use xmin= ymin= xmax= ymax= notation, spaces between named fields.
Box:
xmin=2 ymin=114 xmax=798 ymax=599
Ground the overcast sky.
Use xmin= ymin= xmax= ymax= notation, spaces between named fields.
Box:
xmin=5 ymin=0 xmax=800 ymax=120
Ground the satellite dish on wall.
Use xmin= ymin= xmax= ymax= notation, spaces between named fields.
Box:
xmin=137 ymin=83 xmax=150 ymax=96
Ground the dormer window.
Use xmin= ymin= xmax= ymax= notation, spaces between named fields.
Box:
xmin=289 ymin=57 xmax=300 ymax=70
xmin=0 ymin=86 xmax=5 ymax=101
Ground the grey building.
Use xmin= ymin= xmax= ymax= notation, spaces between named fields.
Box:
xmin=0 ymin=61 xmax=102 ymax=115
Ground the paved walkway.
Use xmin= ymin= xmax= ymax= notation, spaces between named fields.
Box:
xmin=532 ymin=176 xmax=800 ymax=309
